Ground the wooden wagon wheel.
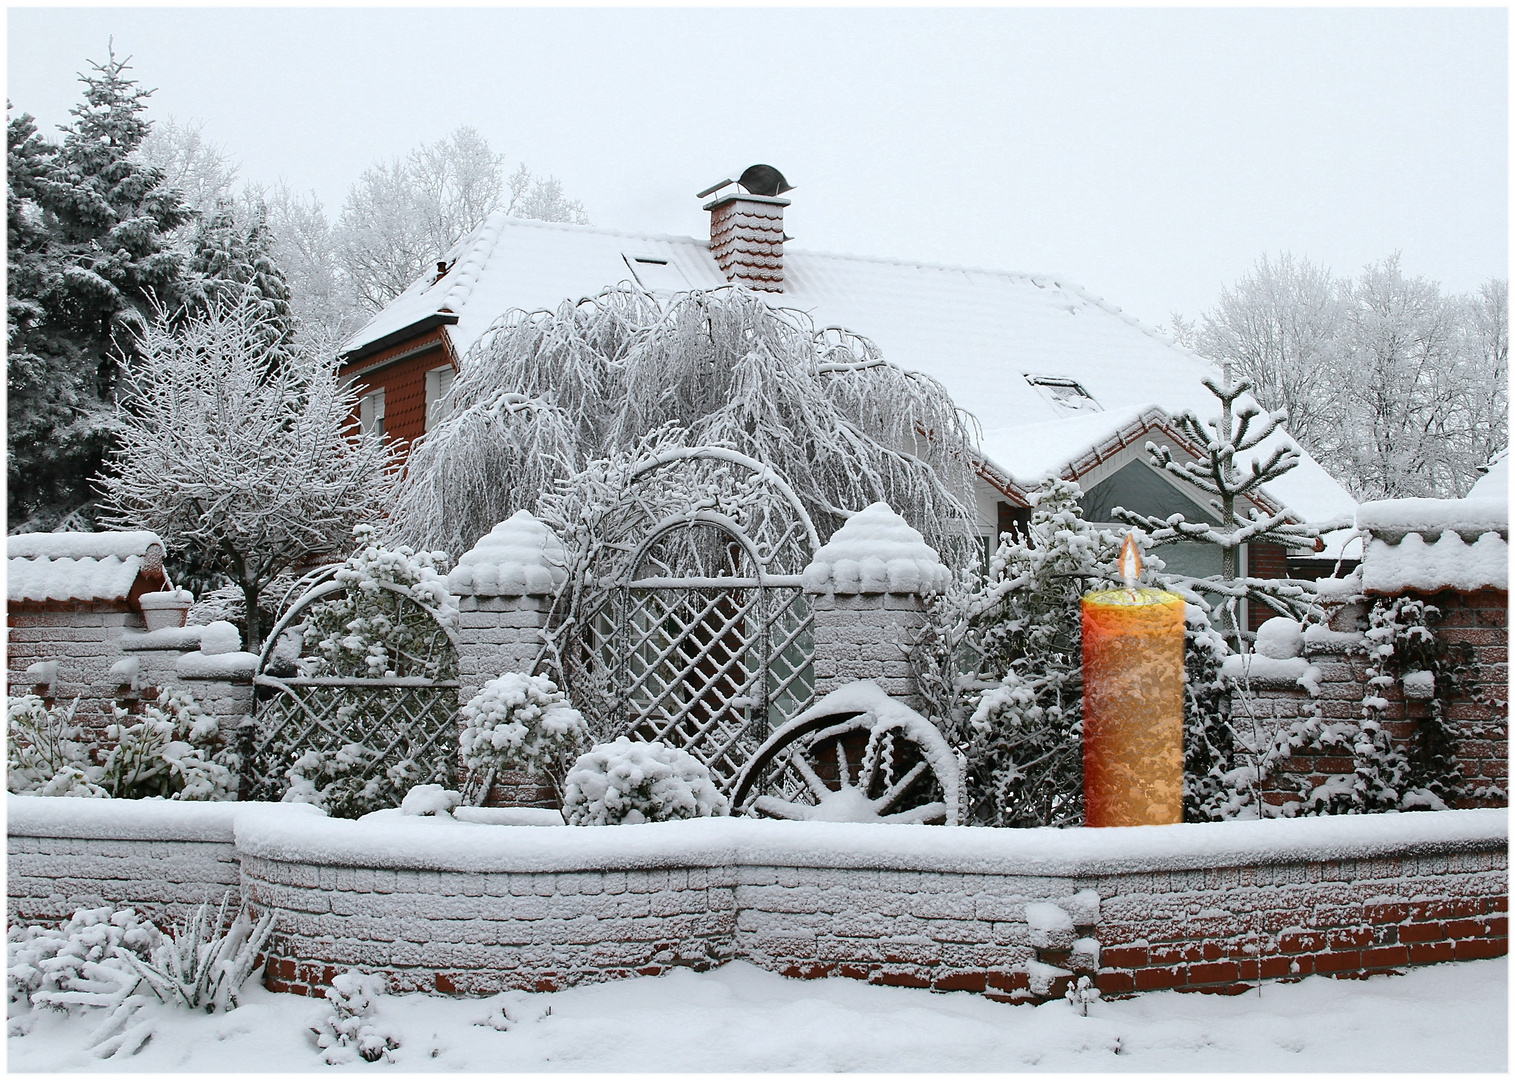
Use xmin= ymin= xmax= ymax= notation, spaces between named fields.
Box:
xmin=731 ymin=703 xmax=960 ymax=825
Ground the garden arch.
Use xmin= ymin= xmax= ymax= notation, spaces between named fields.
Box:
xmin=245 ymin=567 xmax=461 ymax=811
xmin=559 ymin=447 xmax=821 ymax=790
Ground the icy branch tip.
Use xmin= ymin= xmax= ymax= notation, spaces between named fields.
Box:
xmin=1120 ymin=532 xmax=1141 ymax=590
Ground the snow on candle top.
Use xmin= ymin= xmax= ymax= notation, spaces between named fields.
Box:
xmin=801 ymin=502 xmax=950 ymax=595
xmin=447 ymin=510 xmax=568 ymax=596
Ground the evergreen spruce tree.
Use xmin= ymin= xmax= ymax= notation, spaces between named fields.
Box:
xmin=6 ymin=47 xmax=190 ymax=529
xmin=184 ymin=195 xmax=295 ymax=356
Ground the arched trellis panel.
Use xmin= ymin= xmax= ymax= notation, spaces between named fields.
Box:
xmin=245 ymin=574 xmax=460 ymax=814
xmin=554 ymin=447 xmax=820 ymax=791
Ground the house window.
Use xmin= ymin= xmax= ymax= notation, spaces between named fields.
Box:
xmin=358 ymin=388 xmax=386 ymax=437
xmin=1025 ymin=375 xmax=1101 ymax=415
xmin=424 ymin=365 xmax=457 ymax=432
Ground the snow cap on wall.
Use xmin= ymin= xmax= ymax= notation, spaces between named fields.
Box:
xmin=6 ymin=530 xmax=166 ymax=606
xmin=1356 ymin=493 xmax=1508 ymax=594
xmin=447 ymin=510 xmax=568 ymax=596
xmin=801 ymin=502 xmax=950 ymax=595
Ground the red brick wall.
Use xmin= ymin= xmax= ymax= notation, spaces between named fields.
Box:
xmin=1246 ymin=588 xmax=1508 ymax=812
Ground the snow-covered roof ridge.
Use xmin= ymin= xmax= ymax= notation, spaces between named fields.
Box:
xmin=447 ymin=509 xmax=568 ymax=596
xmin=1356 ymin=497 xmax=1507 ymax=543
xmin=7 ymin=530 xmax=164 ymax=561
xmin=801 ymin=502 xmax=950 ymax=594
xmin=435 ymin=211 xmax=508 ymax=315
xmin=7 ymin=530 xmax=168 ymax=606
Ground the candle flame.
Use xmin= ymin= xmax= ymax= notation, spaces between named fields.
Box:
xmin=1120 ymin=533 xmax=1142 ymax=589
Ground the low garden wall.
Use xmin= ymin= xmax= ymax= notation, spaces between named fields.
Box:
xmin=8 ymin=796 xmax=1506 ymax=1004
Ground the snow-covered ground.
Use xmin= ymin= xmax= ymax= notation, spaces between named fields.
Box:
xmin=9 ymin=957 xmax=1506 ymax=1072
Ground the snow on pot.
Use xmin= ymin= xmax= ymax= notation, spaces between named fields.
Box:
xmin=138 ymin=588 xmax=195 ymax=632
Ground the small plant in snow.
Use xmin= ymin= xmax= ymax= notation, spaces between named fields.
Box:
xmin=7 ymin=695 xmax=107 ymax=798
xmin=459 ymin=673 xmax=589 ymax=803
xmin=562 ymin=737 xmax=728 ymax=825
xmin=1065 ymin=975 xmax=1101 ymax=1016
xmin=7 ymin=906 xmax=155 ymax=1019
xmin=101 ymin=688 xmax=236 ymax=801
xmin=300 ymin=525 xmax=458 ymax=680
xmin=310 ymin=969 xmax=399 ymax=1064
xmin=116 ymin=894 xmax=276 ymax=1014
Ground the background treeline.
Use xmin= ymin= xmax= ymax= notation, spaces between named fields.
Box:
xmin=1167 ymin=253 xmax=1507 ymax=501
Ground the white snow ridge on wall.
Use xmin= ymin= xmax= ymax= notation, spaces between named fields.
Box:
xmin=447 ymin=510 xmax=568 ymax=596
xmin=801 ymin=502 xmax=950 ymax=594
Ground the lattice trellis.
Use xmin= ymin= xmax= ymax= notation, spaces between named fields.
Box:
xmin=554 ymin=447 xmax=820 ymax=793
xmin=245 ymin=677 xmax=460 ymax=806
xmin=573 ymin=582 xmax=814 ymax=790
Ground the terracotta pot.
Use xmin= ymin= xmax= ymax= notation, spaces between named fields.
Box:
xmin=139 ymin=589 xmax=194 ymax=632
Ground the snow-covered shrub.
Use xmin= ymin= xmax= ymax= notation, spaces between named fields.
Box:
xmin=283 ymin=743 xmax=397 ymax=819
xmin=399 ymin=783 xmax=461 ymax=816
xmin=101 ymin=688 xmax=236 ymax=801
xmin=197 ymin=620 xmax=242 ymax=655
xmin=7 ymin=695 xmax=107 ymax=798
xmin=299 ymin=525 xmax=458 ymax=680
xmin=562 ymin=738 xmax=728 ymax=825
xmin=310 ymin=969 xmax=399 ymax=1064
xmin=8 ymin=896 xmax=274 ymax=1056
xmin=7 ymin=906 xmax=156 ymax=1018
xmin=915 ymin=479 xmax=1122 ymax=827
xmin=1183 ymin=610 xmax=1255 ymax=822
xmin=459 ymin=673 xmax=589 ymax=800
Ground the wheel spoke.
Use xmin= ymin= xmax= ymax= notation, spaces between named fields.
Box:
xmin=872 ymin=759 xmax=930 ymax=813
xmin=790 ymin=750 xmax=833 ymax=801
xmin=752 ymin=794 xmax=816 ymax=820
xmin=882 ymin=800 xmax=946 ymax=824
xmin=835 ymin=740 xmax=852 ymax=789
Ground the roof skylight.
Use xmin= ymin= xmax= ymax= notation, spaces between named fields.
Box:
xmin=623 ymin=254 xmax=690 ymax=295
xmin=1025 ymin=375 xmax=1101 ymax=415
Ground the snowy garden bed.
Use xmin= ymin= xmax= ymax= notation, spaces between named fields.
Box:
xmin=8 ymin=795 xmax=1506 ymax=1003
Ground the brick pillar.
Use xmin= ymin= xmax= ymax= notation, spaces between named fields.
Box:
xmin=446 ymin=512 xmax=568 ymax=808
xmin=800 ymin=502 xmax=951 ymax=711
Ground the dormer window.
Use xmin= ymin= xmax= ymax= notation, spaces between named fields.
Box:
xmin=1025 ymin=375 xmax=1101 ymax=415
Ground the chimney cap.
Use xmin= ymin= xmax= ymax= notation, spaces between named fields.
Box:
xmin=696 ymin=164 xmax=794 ymax=200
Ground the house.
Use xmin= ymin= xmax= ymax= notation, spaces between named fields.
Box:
xmin=339 ymin=167 xmax=1359 ymax=627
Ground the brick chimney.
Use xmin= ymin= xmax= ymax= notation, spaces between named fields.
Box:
xmin=699 ymin=165 xmax=792 ymax=293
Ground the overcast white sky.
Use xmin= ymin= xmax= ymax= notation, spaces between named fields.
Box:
xmin=7 ymin=6 xmax=1507 ymax=329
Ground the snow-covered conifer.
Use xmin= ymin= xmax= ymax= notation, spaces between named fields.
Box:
xmin=562 ymin=738 xmax=728 ymax=825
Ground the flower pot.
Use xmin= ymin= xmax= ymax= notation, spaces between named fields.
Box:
xmin=139 ymin=588 xmax=194 ymax=632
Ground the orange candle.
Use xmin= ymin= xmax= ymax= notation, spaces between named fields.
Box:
xmin=1080 ymin=535 xmax=1185 ymax=827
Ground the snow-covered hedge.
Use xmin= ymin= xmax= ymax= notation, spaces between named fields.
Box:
xmin=562 ymin=738 xmax=728 ymax=825
xmin=459 ymin=674 xmax=588 ymax=798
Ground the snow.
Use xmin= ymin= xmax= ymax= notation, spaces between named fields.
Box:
xmin=175 ymin=650 xmax=259 ymax=678
xmin=7 ymin=956 xmax=1504 ymax=1072
xmin=452 ymin=806 xmax=565 ymax=827
xmin=121 ymin=625 xmax=205 ymax=651
xmin=5 ymin=530 xmax=164 ymax=561
xmin=800 ymin=502 xmax=950 ymax=594
xmin=7 ymin=555 xmax=147 ymax=605
xmin=230 ymin=802 xmax=1505 ymax=878
xmin=1023 ymin=901 xmax=1074 ymax=933
xmin=136 ymin=588 xmax=193 ymax=611
xmin=23 ymin=660 xmax=58 ymax=687
xmin=1253 ymin=617 xmax=1303 ymax=659
xmin=1402 ymin=670 xmax=1436 ymax=699
xmin=341 ymin=214 xmax=1357 ymax=543
xmin=1357 ymin=496 xmax=1508 ymax=539
xmin=446 ymin=509 xmax=567 ymax=596
xmin=1466 ymin=450 xmax=1508 ymax=501
xmin=197 ymin=620 xmax=242 ymax=655
xmin=399 ymin=784 xmax=462 ymax=816
xmin=1361 ymin=531 xmax=1508 ymax=594
xmin=1220 ymin=654 xmax=1321 ymax=695
xmin=6 ymin=794 xmax=323 ymax=843
xmin=1301 ymin=623 xmax=1364 ymax=651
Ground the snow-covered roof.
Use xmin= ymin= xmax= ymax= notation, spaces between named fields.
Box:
xmin=1355 ymin=492 xmax=1508 ymax=594
xmin=344 ymin=214 xmax=1356 ymax=530
xmin=1466 ymin=450 xmax=1508 ymax=502
xmin=7 ymin=531 xmax=167 ymax=606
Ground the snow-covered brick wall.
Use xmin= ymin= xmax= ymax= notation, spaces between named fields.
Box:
xmin=7 ymin=604 xmax=147 ymax=732
xmin=800 ymin=503 xmax=950 ymax=596
xmin=1356 ymin=497 xmax=1507 ymax=542
xmin=218 ymin=810 xmax=1506 ymax=1001
xmin=1241 ymin=588 xmax=1507 ymax=813
xmin=454 ymin=593 xmax=553 ymax=710
xmin=1361 ymin=532 xmax=1507 ymax=594
xmin=446 ymin=511 xmax=567 ymax=597
xmin=808 ymin=592 xmax=926 ymax=706
xmin=5 ymin=797 xmax=317 ymax=925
